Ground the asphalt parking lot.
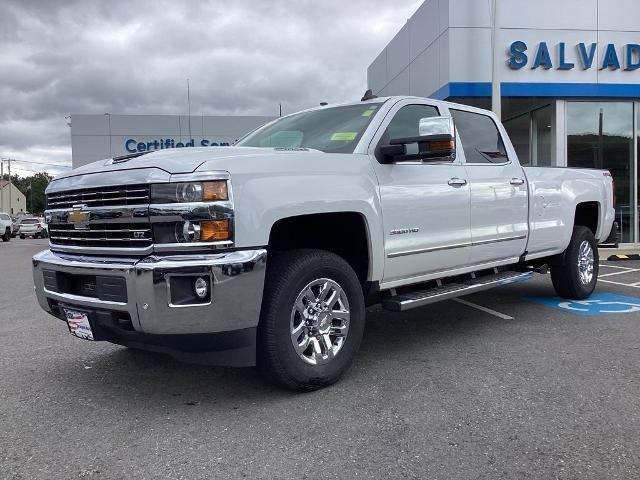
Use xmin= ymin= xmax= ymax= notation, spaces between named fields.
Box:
xmin=2 ymin=239 xmax=640 ymax=479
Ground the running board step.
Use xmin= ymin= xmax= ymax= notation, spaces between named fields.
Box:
xmin=381 ymin=271 xmax=533 ymax=312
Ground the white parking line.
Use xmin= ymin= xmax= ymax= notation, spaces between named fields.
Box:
xmin=599 ymin=279 xmax=640 ymax=289
xmin=600 ymin=268 xmax=640 ymax=278
xmin=453 ymin=298 xmax=514 ymax=320
xmin=599 ymin=264 xmax=637 ymax=270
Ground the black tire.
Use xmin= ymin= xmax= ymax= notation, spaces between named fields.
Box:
xmin=257 ymin=249 xmax=365 ymax=391
xmin=2 ymin=228 xmax=9 ymax=242
xmin=551 ymin=226 xmax=599 ymax=300
xmin=19 ymin=234 xmax=25 ymax=239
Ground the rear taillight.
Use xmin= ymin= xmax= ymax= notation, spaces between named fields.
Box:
xmin=605 ymin=171 xmax=615 ymax=209
xmin=611 ymin=177 xmax=616 ymax=209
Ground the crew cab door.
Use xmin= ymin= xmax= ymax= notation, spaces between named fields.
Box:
xmin=369 ymin=101 xmax=472 ymax=286
xmin=447 ymin=108 xmax=528 ymax=264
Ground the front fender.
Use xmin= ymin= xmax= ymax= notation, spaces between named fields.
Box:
xmin=197 ymin=153 xmax=384 ymax=281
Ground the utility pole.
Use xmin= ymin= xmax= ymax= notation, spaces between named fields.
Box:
xmin=7 ymin=158 xmax=11 ymax=215
xmin=187 ymin=79 xmax=192 ymax=143
xmin=490 ymin=0 xmax=501 ymax=119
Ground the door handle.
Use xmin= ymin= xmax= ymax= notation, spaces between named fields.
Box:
xmin=448 ymin=178 xmax=467 ymax=187
xmin=510 ymin=178 xmax=525 ymax=186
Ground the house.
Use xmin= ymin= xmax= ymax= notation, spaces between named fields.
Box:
xmin=0 ymin=180 xmax=27 ymax=215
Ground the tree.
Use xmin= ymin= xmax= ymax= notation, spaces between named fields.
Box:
xmin=1 ymin=172 xmax=52 ymax=214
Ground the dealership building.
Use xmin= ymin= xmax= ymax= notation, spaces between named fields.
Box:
xmin=70 ymin=114 xmax=275 ymax=169
xmin=368 ymin=0 xmax=640 ymax=244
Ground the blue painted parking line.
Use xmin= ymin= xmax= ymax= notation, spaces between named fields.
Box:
xmin=527 ymin=293 xmax=640 ymax=316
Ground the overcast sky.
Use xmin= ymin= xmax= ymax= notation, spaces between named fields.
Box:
xmin=0 ymin=0 xmax=421 ymax=176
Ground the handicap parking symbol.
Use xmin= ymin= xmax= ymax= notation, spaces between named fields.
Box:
xmin=527 ymin=293 xmax=640 ymax=316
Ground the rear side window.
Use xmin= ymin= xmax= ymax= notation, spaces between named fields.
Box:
xmin=450 ymin=109 xmax=509 ymax=164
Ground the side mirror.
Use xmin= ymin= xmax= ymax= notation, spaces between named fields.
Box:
xmin=379 ymin=116 xmax=456 ymax=163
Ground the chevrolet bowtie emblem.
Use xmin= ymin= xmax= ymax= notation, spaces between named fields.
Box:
xmin=68 ymin=205 xmax=90 ymax=230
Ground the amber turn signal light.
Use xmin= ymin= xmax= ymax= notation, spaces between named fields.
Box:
xmin=202 ymin=181 xmax=228 ymax=201
xmin=429 ymin=140 xmax=456 ymax=152
xmin=200 ymin=219 xmax=230 ymax=241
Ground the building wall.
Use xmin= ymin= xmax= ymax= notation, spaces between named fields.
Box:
xmin=0 ymin=183 xmax=27 ymax=215
xmin=70 ymin=114 xmax=276 ymax=168
xmin=368 ymin=0 xmax=640 ymax=98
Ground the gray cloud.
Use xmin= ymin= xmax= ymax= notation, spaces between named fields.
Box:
xmin=0 ymin=0 xmax=421 ymax=176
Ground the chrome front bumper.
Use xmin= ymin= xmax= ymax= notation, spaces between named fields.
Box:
xmin=32 ymin=249 xmax=267 ymax=361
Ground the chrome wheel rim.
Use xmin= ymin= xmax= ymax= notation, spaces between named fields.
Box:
xmin=290 ymin=278 xmax=350 ymax=366
xmin=577 ymin=240 xmax=595 ymax=285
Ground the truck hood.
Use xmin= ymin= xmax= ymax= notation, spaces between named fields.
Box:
xmin=55 ymin=146 xmax=310 ymax=180
xmin=47 ymin=146 xmax=355 ymax=195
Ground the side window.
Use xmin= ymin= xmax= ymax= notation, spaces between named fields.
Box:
xmin=0 ymin=214 xmax=9 ymax=221
xmin=450 ymin=109 xmax=509 ymax=164
xmin=376 ymin=104 xmax=439 ymax=160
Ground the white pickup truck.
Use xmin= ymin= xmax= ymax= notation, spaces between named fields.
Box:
xmin=32 ymin=95 xmax=616 ymax=391
xmin=0 ymin=212 xmax=12 ymax=242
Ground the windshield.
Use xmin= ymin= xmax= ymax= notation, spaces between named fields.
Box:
xmin=237 ymin=103 xmax=383 ymax=153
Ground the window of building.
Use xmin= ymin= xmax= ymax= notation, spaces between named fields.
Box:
xmin=532 ymin=106 xmax=551 ymax=167
xmin=502 ymin=104 xmax=552 ymax=167
xmin=503 ymin=112 xmax=530 ymax=165
xmin=567 ymin=101 xmax=634 ymax=243
xmin=450 ymin=109 xmax=508 ymax=164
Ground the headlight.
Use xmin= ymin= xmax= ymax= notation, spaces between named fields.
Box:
xmin=153 ymin=219 xmax=231 ymax=244
xmin=150 ymin=181 xmax=228 ymax=203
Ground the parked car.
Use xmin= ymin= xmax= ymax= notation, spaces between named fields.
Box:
xmin=38 ymin=217 xmax=48 ymax=236
xmin=11 ymin=213 xmax=31 ymax=237
xmin=32 ymin=95 xmax=616 ymax=391
xmin=0 ymin=212 xmax=12 ymax=242
xmin=19 ymin=217 xmax=48 ymax=239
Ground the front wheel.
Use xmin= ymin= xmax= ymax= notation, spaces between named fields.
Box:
xmin=2 ymin=228 xmax=9 ymax=242
xmin=257 ymin=249 xmax=365 ymax=391
xmin=19 ymin=234 xmax=25 ymax=240
xmin=551 ymin=226 xmax=599 ymax=300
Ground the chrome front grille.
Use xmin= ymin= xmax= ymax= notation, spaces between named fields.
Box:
xmin=47 ymin=185 xmax=150 ymax=209
xmin=48 ymin=223 xmax=152 ymax=248
xmin=45 ymin=174 xmax=233 ymax=255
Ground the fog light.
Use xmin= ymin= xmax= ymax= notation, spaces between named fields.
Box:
xmin=194 ymin=277 xmax=208 ymax=299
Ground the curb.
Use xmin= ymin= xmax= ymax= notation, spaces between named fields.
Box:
xmin=607 ymin=254 xmax=640 ymax=261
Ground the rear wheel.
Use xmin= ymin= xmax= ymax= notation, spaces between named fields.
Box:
xmin=551 ymin=226 xmax=599 ymax=299
xmin=2 ymin=228 xmax=9 ymax=242
xmin=257 ymin=249 xmax=365 ymax=391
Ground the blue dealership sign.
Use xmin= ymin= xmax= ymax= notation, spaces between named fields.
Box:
xmin=528 ymin=293 xmax=640 ymax=316
xmin=124 ymin=138 xmax=231 ymax=153
xmin=508 ymin=41 xmax=640 ymax=71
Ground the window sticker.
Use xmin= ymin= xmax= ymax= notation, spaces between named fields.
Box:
xmin=330 ymin=132 xmax=357 ymax=141
xmin=361 ymin=106 xmax=379 ymax=117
